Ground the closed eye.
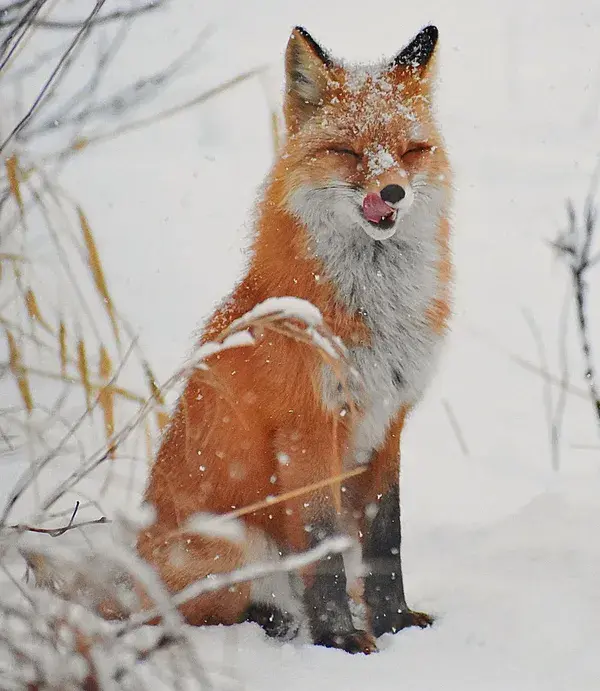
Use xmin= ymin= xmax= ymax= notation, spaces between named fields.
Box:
xmin=329 ymin=147 xmax=361 ymax=159
xmin=403 ymin=144 xmax=432 ymax=156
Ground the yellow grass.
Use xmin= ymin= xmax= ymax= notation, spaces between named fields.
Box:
xmin=77 ymin=207 xmax=121 ymax=345
xmin=6 ymin=329 xmax=33 ymax=413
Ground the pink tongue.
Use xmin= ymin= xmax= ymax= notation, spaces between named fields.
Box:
xmin=362 ymin=193 xmax=394 ymax=223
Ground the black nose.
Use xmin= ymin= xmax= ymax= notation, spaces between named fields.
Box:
xmin=380 ymin=184 xmax=405 ymax=204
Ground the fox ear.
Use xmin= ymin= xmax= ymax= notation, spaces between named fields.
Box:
xmin=285 ymin=27 xmax=331 ymax=132
xmin=392 ymin=25 xmax=438 ymax=72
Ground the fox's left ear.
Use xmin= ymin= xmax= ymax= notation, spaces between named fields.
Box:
xmin=391 ymin=25 xmax=438 ymax=73
xmin=285 ymin=27 xmax=332 ymax=133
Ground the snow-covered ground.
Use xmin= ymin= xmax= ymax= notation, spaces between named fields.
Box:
xmin=4 ymin=0 xmax=600 ymax=688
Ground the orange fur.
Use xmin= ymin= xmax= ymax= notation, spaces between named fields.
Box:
xmin=133 ymin=25 xmax=453 ymax=650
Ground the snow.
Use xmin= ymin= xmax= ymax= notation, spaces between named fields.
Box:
xmin=191 ymin=329 xmax=256 ymax=365
xmin=365 ymin=144 xmax=397 ymax=177
xmin=186 ymin=513 xmax=245 ymax=542
xmin=342 ymin=63 xmax=387 ymax=93
xmin=230 ymin=296 xmax=324 ymax=329
xmin=3 ymin=0 xmax=600 ymax=687
xmin=123 ymin=536 xmax=351 ymax=633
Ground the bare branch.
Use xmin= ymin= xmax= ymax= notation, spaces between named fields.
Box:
xmin=25 ymin=25 xmax=212 ymax=141
xmin=0 ymin=1 xmax=31 ymax=13
xmin=441 ymin=398 xmax=469 ymax=457
xmin=554 ymin=191 xmax=600 ymax=434
xmin=64 ymin=66 xmax=265 ymax=152
xmin=463 ymin=321 xmax=591 ymax=400
xmin=6 ymin=501 xmax=108 ymax=536
xmin=522 ymin=305 xmax=571 ymax=471
xmin=0 ymin=0 xmax=108 ymax=155
xmin=0 ymin=337 xmax=137 ymax=526
xmin=0 ymin=1 xmax=167 ymax=30
xmin=0 ymin=0 xmax=48 ymax=67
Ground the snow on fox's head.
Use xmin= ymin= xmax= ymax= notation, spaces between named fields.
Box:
xmin=279 ymin=25 xmax=449 ymax=242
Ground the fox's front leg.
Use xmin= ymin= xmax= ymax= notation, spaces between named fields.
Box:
xmin=273 ymin=421 xmax=377 ymax=654
xmin=361 ymin=408 xmax=433 ymax=637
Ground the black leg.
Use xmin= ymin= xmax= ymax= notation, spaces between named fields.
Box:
xmin=243 ymin=602 xmax=300 ymax=641
xmin=304 ymin=523 xmax=377 ymax=654
xmin=363 ymin=483 xmax=433 ymax=637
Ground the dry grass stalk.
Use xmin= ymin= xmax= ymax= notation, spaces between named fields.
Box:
xmin=76 ymin=337 xmax=92 ymax=412
xmin=228 ymin=465 xmax=366 ymax=520
xmin=5 ymin=153 xmax=24 ymax=213
xmin=98 ymin=344 xmax=115 ymax=454
xmin=6 ymin=328 xmax=34 ymax=412
xmin=143 ymin=360 xmax=169 ymax=430
xmin=24 ymin=288 xmax=53 ymax=333
xmin=13 ymin=362 xmax=147 ymax=404
xmin=57 ymin=319 xmax=67 ymax=376
xmin=77 ymin=207 xmax=121 ymax=346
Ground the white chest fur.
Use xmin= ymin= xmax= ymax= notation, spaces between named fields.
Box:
xmin=298 ymin=191 xmax=447 ymax=467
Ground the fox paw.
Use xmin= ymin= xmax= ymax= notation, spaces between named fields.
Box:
xmin=243 ymin=602 xmax=300 ymax=641
xmin=372 ymin=609 xmax=434 ymax=638
xmin=314 ymin=629 xmax=378 ymax=654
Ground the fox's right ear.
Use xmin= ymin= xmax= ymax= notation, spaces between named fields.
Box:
xmin=285 ymin=27 xmax=331 ymax=133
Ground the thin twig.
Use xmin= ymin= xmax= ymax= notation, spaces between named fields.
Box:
xmin=463 ymin=321 xmax=590 ymax=400
xmin=522 ymin=307 xmax=571 ymax=471
xmin=553 ymin=193 xmax=600 ymax=434
xmin=5 ymin=501 xmax=108 ymax=536
xmin=0 ymin=338 xmax=137 ymax=526
xmin=0 ymin=1 xmax=167 ymax=29
xmin=25 ymin=24 xmax=212 ymax=140
xmin=67 ymin=66 xmax=265 ymax=150
xmin=0 ymin=0 xmax=48 ymax=67
xmin=0 ymin=0 xmax=107 ymax=154
xmin=227 ymin=466 xmax=366 ymax=520
xmin=441 ymin=398 xmax=469 ymax=457
xmin=552 ymin=291 xmax=572 ymax=469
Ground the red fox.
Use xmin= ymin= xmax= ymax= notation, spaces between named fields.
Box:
xmin=136 ymin=23 xmax=452 ymax=654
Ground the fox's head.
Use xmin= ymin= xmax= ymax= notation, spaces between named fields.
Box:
xmin=278 ymin=25 xmax=449 ymax=242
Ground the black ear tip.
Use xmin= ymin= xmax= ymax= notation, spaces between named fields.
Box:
xmin=423 ymin=25 xmax=439 ymax=40
xmin=292 ymin=26 xmax=310 ymax=39
xmin=392 ymin=23 xmax=439 ymax=68
xmin=418 ymin=24 xmax=439 ymax=50
xmin=289 ymin=26 xmax=332 ymax=66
